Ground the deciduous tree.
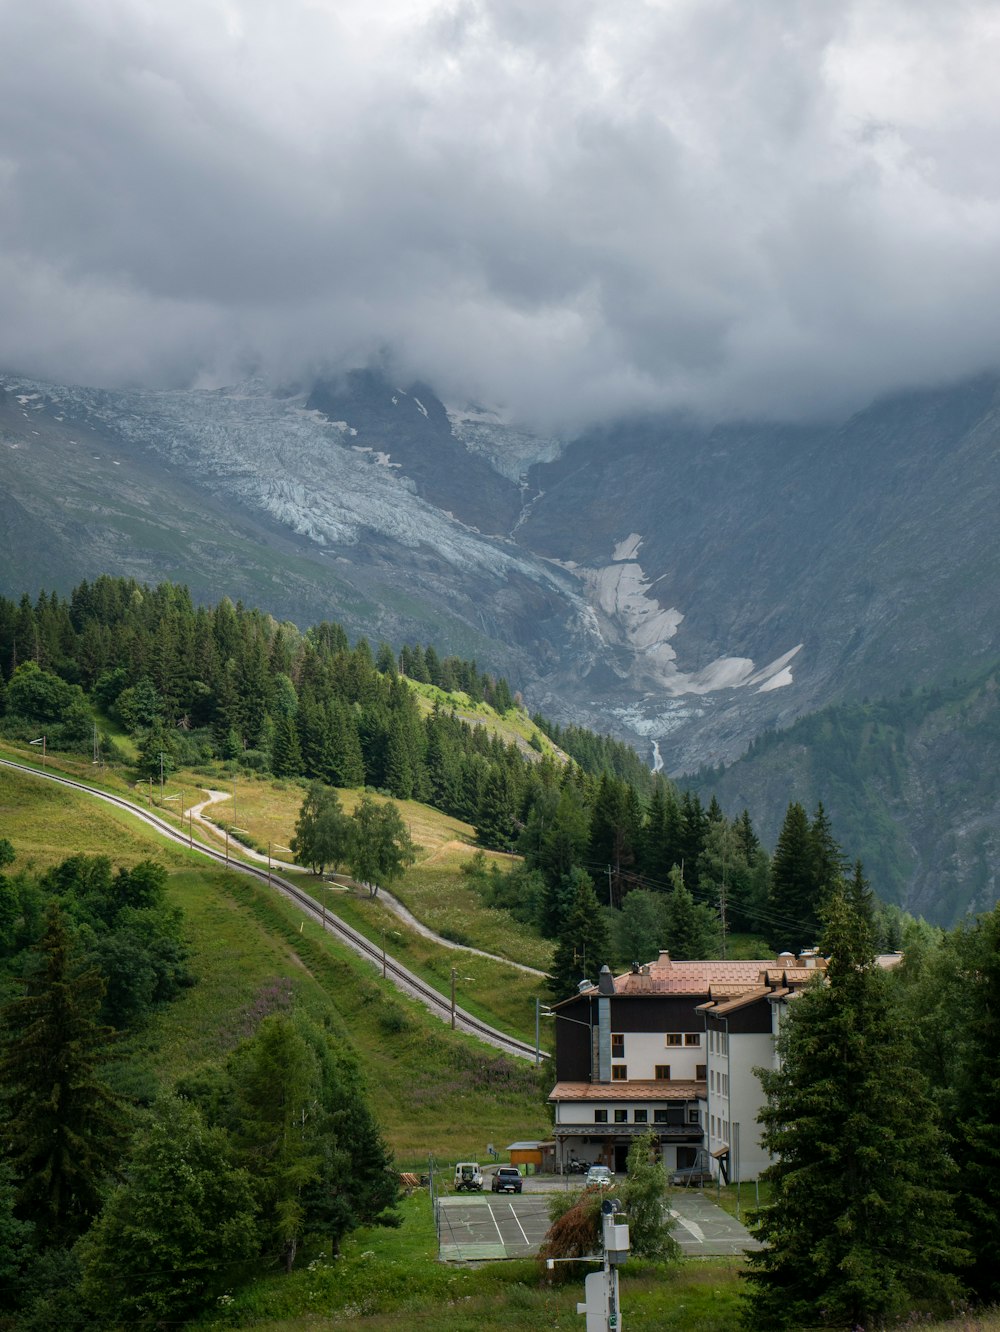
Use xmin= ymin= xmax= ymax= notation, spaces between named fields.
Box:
xmin=348 ymin=796 xmax=415 ymax=898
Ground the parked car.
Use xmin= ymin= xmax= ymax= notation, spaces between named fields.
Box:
xmin=454 ymin=1162 xmax=484 ymax=1191
xmin=491 ymin=1166 xmax=523 ymax=1193
xmin=586 ymin=1165 xmax=614 ymax=1188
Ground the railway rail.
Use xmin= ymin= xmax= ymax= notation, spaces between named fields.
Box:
xmin=0 ymin=756 xmax=545 ymax=1062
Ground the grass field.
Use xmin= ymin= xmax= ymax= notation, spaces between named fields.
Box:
xmin=0 ymin=753 xmax=550 ymax=1162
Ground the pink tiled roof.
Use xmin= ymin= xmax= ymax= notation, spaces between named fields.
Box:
xmin=548 ymin=1080 xmax=705 ymax=1102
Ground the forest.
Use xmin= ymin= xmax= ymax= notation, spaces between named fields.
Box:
xmin=2 ymin=578 xmax=1000 ymax=1329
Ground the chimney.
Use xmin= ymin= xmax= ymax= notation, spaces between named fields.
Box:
xmin=597 ymin=965 xmax=614 ymax=1081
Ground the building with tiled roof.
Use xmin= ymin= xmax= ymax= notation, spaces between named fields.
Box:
xmin=546 ymin=949 xmax=831 ymax=1181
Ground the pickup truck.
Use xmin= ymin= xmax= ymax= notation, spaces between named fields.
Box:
xmin=491 ymin=1166 xmax=523 ymax=1193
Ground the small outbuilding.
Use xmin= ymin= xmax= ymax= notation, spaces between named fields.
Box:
xmin=505 ymin=1140 xmax=556 ymax=1173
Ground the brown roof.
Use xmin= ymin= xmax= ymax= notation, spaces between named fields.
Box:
xmin=568 ymin=954 xmax=829 ymax=1000
xmin=548 ymin=1080 xmax=705 ymax=1102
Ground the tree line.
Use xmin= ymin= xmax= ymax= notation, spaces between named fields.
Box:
xmin=0 ymin=578 xmax=913 ymax=1002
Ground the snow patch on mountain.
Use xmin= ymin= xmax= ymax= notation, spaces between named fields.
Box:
xmin=579 ymin=538 xmax=801 ymax=698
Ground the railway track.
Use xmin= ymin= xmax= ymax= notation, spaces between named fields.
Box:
xmin=0 ymin=756 xmax=545 ymax=1062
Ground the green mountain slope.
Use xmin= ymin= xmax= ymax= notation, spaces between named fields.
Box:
xmin=691 ymin=664 xmax=1000 ymax=925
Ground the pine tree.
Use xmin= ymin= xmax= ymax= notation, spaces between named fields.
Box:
xmin=549 ymin=871 xmax=610 ymax=1000
xmin=271 ymin=712 xmax=303 ymax=777
xmin=475 ymin=765 xmax=518 ymax=851
xmin=662 ymin=867 xmax=718 ymax=959
xmin=948 ymin=902 xmax=1000 ymax=1303
xmin=743 ymin=868 xmax=968 ymax=1330
xmin=0 ymin=904 xmax=127 ymax=1241
xmin=765 ymin=801 xmax=816 ymax=951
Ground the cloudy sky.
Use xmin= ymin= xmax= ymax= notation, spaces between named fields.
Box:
xmin=3 ymin=0 xmax=1000 ymax=428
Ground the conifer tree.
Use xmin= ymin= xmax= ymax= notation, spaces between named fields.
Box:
xmin=765 ymin=801 xmax=816 ymax=951
xmin=0 ymin=904 xmax=127 ymax=1241
xmin=662 ymin=867 xmax=718 ymax=959
xmin=270 ymin=712 xmax=303 ymax=777
xmin=743 ymin=867 xmax=968 ymax=1330
xmin=948 ymin=902 xmax=1000 ymax=1303
xmin=549 ymin=872 xmax=610 ymax=1000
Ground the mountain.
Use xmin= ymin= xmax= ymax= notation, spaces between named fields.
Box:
xmin=3 ymin=364 xmax=1000 ymax=922
xmin=689 ymin=665 xmax=1000 ymax=926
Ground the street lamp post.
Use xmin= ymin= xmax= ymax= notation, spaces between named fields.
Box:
xmin=449 ymin=968 xmax=473 ymax=1030
xmin=29 ymin=736 xmax=47 ymax=769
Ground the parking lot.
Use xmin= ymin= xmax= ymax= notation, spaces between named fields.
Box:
xmin=437 ymin=1194 xmax=554 ymax=1261
xmin=437 ymin=1177 xmax=761 ymax=1261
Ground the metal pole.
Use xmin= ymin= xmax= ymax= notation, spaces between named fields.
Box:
xmin=225 ymin=829 xmax=229 ymax=865
xmin=159 ymin=752 xmax=164 ymax=803
xmin=535 ymin=997 xmax=541 ymax=1065
xmin=189 ymin=809 xmax=193 ymax=848
xmin=451 ymin=968 xmax=457 ymax=1029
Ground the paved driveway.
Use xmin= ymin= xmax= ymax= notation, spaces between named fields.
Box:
xmin=669 ymin=1189 xmax=762 ymax=1256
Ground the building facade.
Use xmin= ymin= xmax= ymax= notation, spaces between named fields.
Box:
xmin=547 ymin=950 xmax=828 ymax=1180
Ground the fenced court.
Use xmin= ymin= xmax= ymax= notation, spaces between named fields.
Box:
xmin=436 ymin=1194 xmax=553 ymax=1261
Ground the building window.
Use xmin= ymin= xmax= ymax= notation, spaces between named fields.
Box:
xmin=685 ymin=1033 xmax=701 ymax=1046
xmin=688 ymin=1107 xmax=700 ymax=1124
xmin=611 ymin=1033 xmax=624 ymax=1058
xmin=611 ymin=1065 xmax=628 ymax=1081
xmin=654 ymin=1064 xmax=671 ymax=1080
xmin=653 ymin=1109 xmax=668 ymax=1123
xmin=634 ymin=1109 xmax=648 ymax=1124
xmin=595 ymin=1109 xmax=608 ymax=1124
xmin=665 ymin=1033 xmax=682 ymax=1046
xmin=614 ymin=1109 xmax=628 ymax=1123
xmin=696 ymin=1064 xmax=707 ymax=1080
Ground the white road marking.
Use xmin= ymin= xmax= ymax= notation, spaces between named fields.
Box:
xmin=508 ymin=1202 xmax=529 ymax=1244
xmin=669 ymin=1209 xmax=705 ymax=1241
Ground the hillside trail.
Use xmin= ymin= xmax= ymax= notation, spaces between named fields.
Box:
xmin=188 ymin=789 xmax=547 ymax=979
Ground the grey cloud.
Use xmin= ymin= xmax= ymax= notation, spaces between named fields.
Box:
xmin=2 ymin=0 xmax=1000 ymax=429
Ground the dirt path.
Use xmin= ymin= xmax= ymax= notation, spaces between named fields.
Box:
xmin=191 ymin=791 xmax=546 ymax=977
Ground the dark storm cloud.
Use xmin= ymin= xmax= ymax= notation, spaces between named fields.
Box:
xmin=2 ymin=0 xmax=1000 ymax=428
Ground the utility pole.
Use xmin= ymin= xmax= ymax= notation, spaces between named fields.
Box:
xmin=158 ymin=752 xmax=164 ymax=804
xmin=450 ymin=967 xmax=457 ymax=1029
xmin=535 ymin=997 xmax=541 ymax=1065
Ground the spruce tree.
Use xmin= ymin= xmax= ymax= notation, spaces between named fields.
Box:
xmin=0 ymin=904 xmax=127 ymax=1241
xmin=549 ymin=872 xmax=610 ymax=1000
xmin=743 ymin=868 xmax=968 ymax=1330
xmin=949 ymin=902 xmax=1000 ymax=1302
xmin=765 ymin=801 xmax=816 ymax=951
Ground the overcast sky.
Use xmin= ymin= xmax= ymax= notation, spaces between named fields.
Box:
xmin=3 ymin=0 xmax=1000 ymax=429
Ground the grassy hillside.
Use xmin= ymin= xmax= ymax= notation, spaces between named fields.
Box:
xmin=0 ymin=756 xmax=551 ymax=1162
